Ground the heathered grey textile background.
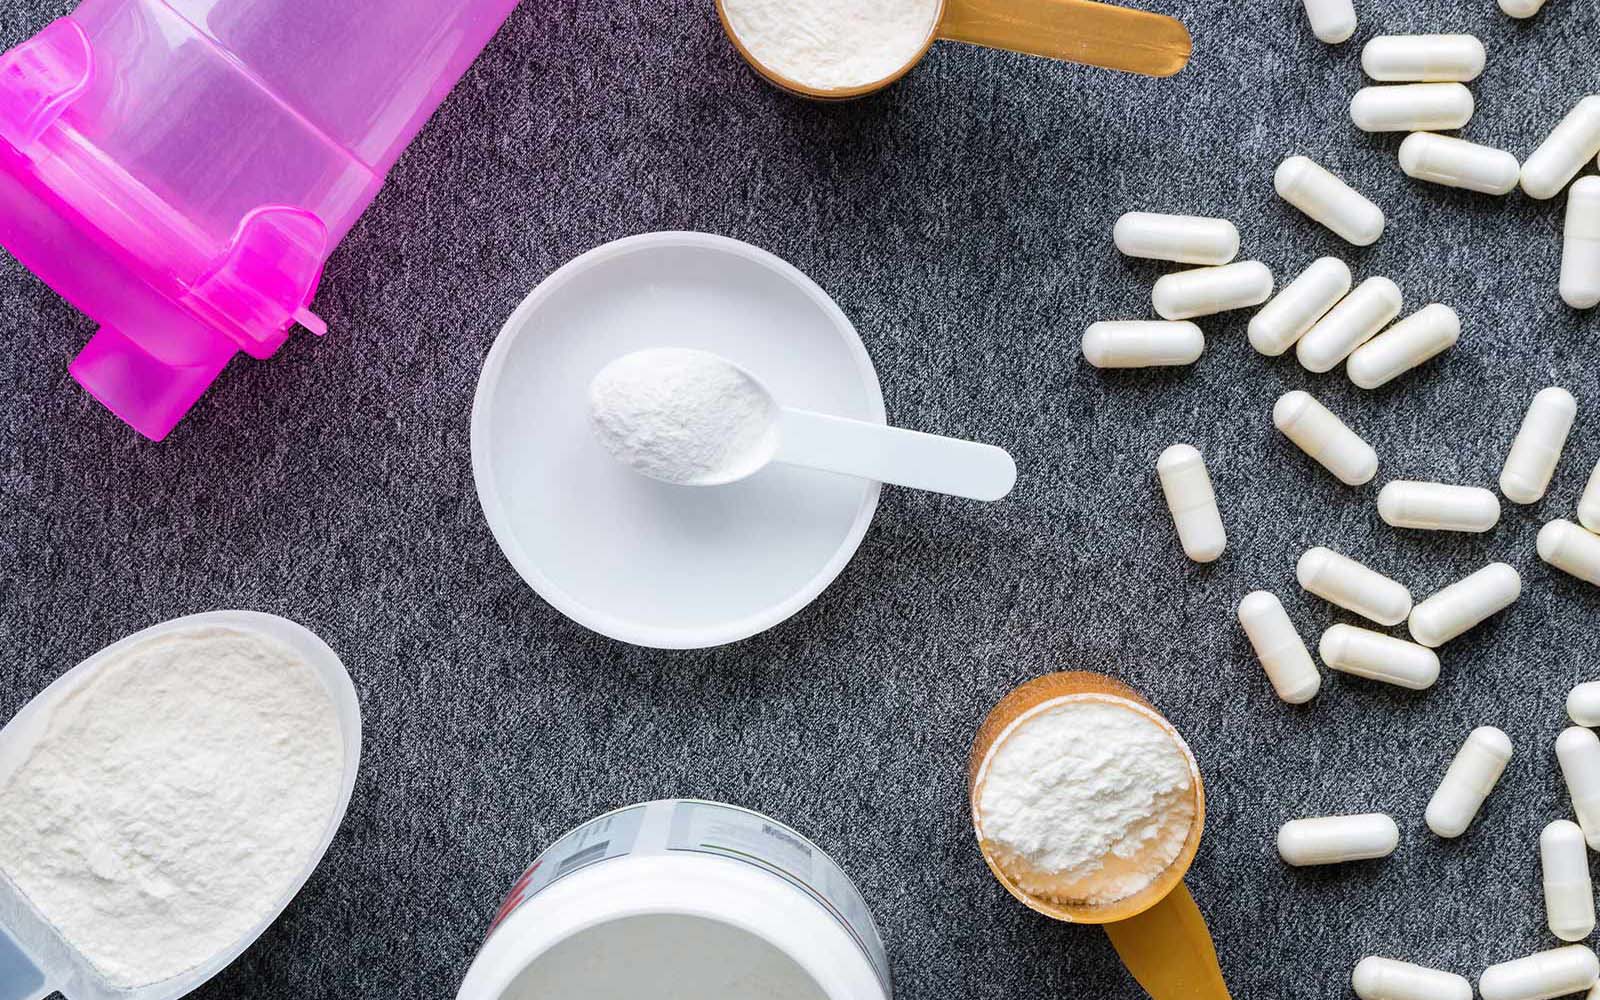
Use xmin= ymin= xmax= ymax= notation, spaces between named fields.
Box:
xmin=3 ymin=0 xmax=1600 ymax=997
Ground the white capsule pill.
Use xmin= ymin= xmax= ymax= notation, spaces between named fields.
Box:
xmin=1278 ymin=813 xmax=1398 ymax=866
xmin=1298 ymin=547 xmax=1412 ymax=625
xmin=1425 ymin=726 xmax=1512 ymax=838
xmin=1301 ymin=0 xmax=1356 ymax=43
xmin=1408 ymin=563 xmax=1522 ymax=648
xmin=1502 ymin=387 xmax=1578 ymax=504
xmin=1152 ymin=262 xmax=1274 ymax=320
xmin=1249 ymin=257 xmax=1352 ymax=356
xmin=1399 ymin=133 xmax=1521 ymax=196
xmin=1351 ymin=84 xmax=1475 ymax=133
xmin=1354 ymin=956 xmax=1473 ymax=1000
xmin=1499 ymin=0 xmax=1550 ymax=18
xmin=1561 ymin=177 xmax=1600 ymax=310
xmin=1347 ymin=303 xmax=1461 ymax=389
xmin=1581 ymin=460 xmax=1600 ymax=533
xmin=1540 ymin=520 xmax=1600 ymax=588
xmin=1543 ymin=820 xmax=1596 ymax=942
xmin=1082 ymin=321 xmax=1204 ymax=369
xmin=1481 ymin=945 xmax=1599 ymax=1000
xmin=1276 ymin=156 xmax=1387 ymax=246
xmin=1238 ymin=591 xmax=1322 ymax=704
xmin=1320 ymin=625 xmax=1441 ymax=690
xmin=1378 ymin=482 xmax=1501 ymax=533
xmin=1297 ymin=276 xmax=1404 ymax=373
xmin=1158 ymin=444 xmax=1226 ymax=563
xmin=1113 ymin=212 xmax=1240 ymax=266
xmin=1361 ymin=34 xmax=1486 ymax=83
xmin=1570 ymin=682 xmax=1600 ymax=726
xmin=1523 ymin=97 xmax=1600 ymax=201
xmin=1273 ymin=391 xmax=1379 ymax=486
xmin=1560 ymin=727 xmax=1600 ymax=851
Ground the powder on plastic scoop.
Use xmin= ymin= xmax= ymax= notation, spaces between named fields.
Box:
xmin=588 ymin=348 xmax=777 ymax=485
xmin=975 ymin=698 xmax=1196 ymax=905
xmin=0 ymin=626 xmax=344 ymax=987
xmin=722 ymin=0 xmax=941 ymax=91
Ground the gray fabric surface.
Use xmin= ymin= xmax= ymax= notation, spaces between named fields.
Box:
xmin=3 ymin=0 xmax=1600 ymax=997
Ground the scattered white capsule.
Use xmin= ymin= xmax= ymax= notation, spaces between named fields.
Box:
xmin=1300 ymin=0 xmax=1356 ymax=43
xmin=1361 ymin=34 xmax=1486 ymax=82
xmin=1298 ymin=547 xmax=1412 ymax=625
xmin=1354 ymin=956 xmax=1473 ymax=1000
xmin=1273 ymin=391 xmax=1379 ymax=486
xmin=1408 ymin=563 xmax=1522 ymax=648
xmin=1543 ymin=820 xmax=1596 ymax=942
xmin=1248 ymin=257 xmax=1352 ymax=357
xmin=1561 ymin=177 xmax=1600 ymax=310
xmin=1113 ymin=212 xmax=1240 ymax=266
xmin=1278 ymin=813 xmax=1398 ymax=866
xmin=1350 ymin=84 xmax=1475 ymax=133
xmin=1082 ymin=321 xmax=1204 ymax=369
xmin=1581 ymin=460 xmax=1600 ymax=533
xmin=1424 ymin=726 xmax=1512 ymax=838
xmin=1158 ymin=444 xmax=1226 ymax=563
xmin=1399 ymin=133 xmax=1521 ymax=196
xmin=1238 ymin=591 xmax=1322 ymax=704
xmin=1540 ymin=520 xmax=1600 ymax=588
xmin=1320 ymin=625 xmax=1441 ymax=690
xmin=1152 ymin=262 xmax=1274 ymax=320
xmin=1276 ymin=156 xmax=1386 ymax=246
xmin=1297 ymin=276 xmax=1404 ymax=373
xmin=1569 ymin=682 xmax=1600 ymax=726
xmin=1498 ymin=0 xmax=1550 ymax=18
xmin=1378 ymin=482 xmax=1501 ymax=533
xmin=1558 ymin=727 xmax=1600 ymax=850
xmin=1480 ymin=946 xmax=1600 ymax=1000
xmin=1347 ymin=303 xmax=1461 ymax=389
xmin=1502 ymin=387 xmax=1578 ymax=505
xmin=1522 ymin=97 xmax=1600 ymax=201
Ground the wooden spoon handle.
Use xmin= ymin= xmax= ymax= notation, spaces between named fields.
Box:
xmin=1103 ymin=882 xmax=1232 ymax=999
xmin=937 ymin=0 xmax=1192 ymax=78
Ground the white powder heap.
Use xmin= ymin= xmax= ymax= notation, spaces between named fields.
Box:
xmin=976 ymin=698 xmax=1196 ymax=906
xmin=722 ymin=0 xmax=941 ymax=91
xmin=0 ymin=626 xmax=344 ymax=987
xmin=589 ymin=348 xmax=777 ymax=485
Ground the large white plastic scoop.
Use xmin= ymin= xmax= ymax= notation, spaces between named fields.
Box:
xmin=589 ymin=348 xmax=1018 ymax=501
xmin=0 ymin=611 xmax=362 ymax=1000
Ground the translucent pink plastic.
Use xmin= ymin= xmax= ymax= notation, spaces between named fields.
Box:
xmin=0 ymin=0 xmax=521 ymax=440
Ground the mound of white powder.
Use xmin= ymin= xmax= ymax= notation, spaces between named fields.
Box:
xmin=588 ymin=348 xmax=777 ymax=485
xmin=0 ymin=626 xmax=344 ymax=987
xmin=722 ymin=0 xmax=941 ymax=91
xmin=976 ymin=698 xmax=1196 ymax=905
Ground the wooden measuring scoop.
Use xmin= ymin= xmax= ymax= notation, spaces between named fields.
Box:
xmin=969 ymin=671 xmax=1231 ymax=999
xmin=716 ymin=0 xmax=1191 ymax=99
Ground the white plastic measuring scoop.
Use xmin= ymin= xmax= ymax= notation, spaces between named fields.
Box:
xmin=589 ymin=348 xmax=1018 ymax=501
xmin=0 ymin=611 xmax=361 ymax=1000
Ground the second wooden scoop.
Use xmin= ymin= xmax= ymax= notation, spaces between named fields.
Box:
xmin=969 ymin=672 xmax=1231 ymax=999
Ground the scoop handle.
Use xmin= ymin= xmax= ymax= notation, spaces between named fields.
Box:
xmin=1102 ymin=882 xmax=1231 ymax=999
xmin=0 ymin=926 xmax=50 ymax=1000
xmin=775 ymin=409 xmax=1017 ymax=501
xmin=937 ymin=0 xmax=1192 ymax=77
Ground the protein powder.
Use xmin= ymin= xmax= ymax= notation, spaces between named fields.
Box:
xmin=720 ymin=0 xmax=941 ymax=91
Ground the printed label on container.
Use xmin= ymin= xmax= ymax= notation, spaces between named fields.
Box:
xmin=485 ymin=800 xmax=890 ymax=995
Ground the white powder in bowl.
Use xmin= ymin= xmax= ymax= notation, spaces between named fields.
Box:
xmin=975 ymin=698 xmax=1196 ymax=905
xmin=0 ymin=626 xmax=345 ymax=987
xmin=588 ymin=348 xmax=777 ymax=485
xmin=722 ymin=0 xmax=942 ymax=91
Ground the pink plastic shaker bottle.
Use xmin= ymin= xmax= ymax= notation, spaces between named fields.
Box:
xmin=0 ymin=0 xmax=522 ymax=440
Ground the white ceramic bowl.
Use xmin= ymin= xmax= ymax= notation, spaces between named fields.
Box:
xmin=0 ymin=611 xmax=362 ymax=1000
xmin=471 ymin=232 xmax=886 ymax=649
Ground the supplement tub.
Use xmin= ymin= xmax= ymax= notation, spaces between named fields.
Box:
xmin=457 ymin=800 xmax=891 ymax=1000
